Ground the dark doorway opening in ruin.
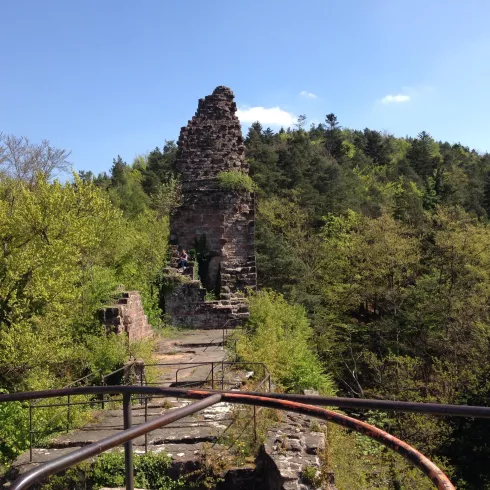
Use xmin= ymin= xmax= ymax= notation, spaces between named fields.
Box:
xmin=194 ymin=234 xmax=221 ymax=297
xmin=194 ymin=234 xmax=209 ymax=286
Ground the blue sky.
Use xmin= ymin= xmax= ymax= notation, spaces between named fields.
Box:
xmin=2 ymin=0 xmax=490 ymax=174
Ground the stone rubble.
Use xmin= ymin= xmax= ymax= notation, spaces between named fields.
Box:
xmin=258 ymin=412 xmax=337 ymax=490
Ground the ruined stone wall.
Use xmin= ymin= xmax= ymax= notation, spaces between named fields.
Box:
xmin=163 ymin=274 xmax=248 ymax=329
xmin=170 ymin=190 xmax=255 ymax=295
xmin=164 ymin=85 xmax=256 ymax=329
xmin=99 ymin=291 xmax=153 ymax=342
xmin=169 ymin=86 xmax=256 ymax=299
xmin=257 ymin=411 xmax=336 ymax=490
xmin=174 ymin=86 xmax=247 ymax=190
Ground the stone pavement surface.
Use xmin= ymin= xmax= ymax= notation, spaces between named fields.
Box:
xmin=6 ymin=330 xmax=241 ymax=482
xmin=151 ymin=329 xmax=231 ymax=387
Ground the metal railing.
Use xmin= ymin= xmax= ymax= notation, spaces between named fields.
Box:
xmin=1 ymin=385 xmax=475 ymax=490
xmin=26 ymin=359 xmax=268 ymax=462
xmin=143 ymin=360 xmax=270 ymax=389
xmin=141 ymin=360 xmax=271 ymax=449
xmin=28 ymin=361 xmax=144 ymax=462
xmin=28 ymin=369 xmax=104 ymax=462
xmin=214 ymin=366 xmax=272 ymax=448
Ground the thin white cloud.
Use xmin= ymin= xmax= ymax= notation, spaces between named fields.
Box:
xmin=300 ymin=90 xmax=317 ymax=99
xmin=381 ymin=94 xmax=411 ymax=104
xmin=236 ymin=106 xmax=296 ymax=126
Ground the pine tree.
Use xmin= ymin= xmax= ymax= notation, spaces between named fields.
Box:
xmin=483 ymin=170 xmax=490 ymax=218
xmin=363 ymin=129 xmax=389 ymax=165
xmin=324 ymin=113 xmax=342 ymax=159
xmin=407 ymin=131 xmax=439 ymax=179
xmin=110 ymin=155 xmax=128 ymax=185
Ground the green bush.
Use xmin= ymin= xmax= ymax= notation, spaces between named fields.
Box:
xmin=43 ymin=450 xmax=186 ymax=490
xmin=0 ymin=391 xmax=29 ymax=466
xmin=84 ymin=332 xmax=128 ymax=374
xmin=236 ymin=290 xmax=336 ymax=395
xmin=217 ymin=170 xmax=256 ymax=192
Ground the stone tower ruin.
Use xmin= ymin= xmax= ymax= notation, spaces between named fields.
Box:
xmin=164 ymin=86 xmax=256 ymax=329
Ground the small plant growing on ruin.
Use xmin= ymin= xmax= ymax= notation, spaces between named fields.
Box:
xmin=217 ymin=170 xmax=256 ymax=192
xmin=301 ymin=465 xmax=320 ymax=486
xmin=205 ymin=290 xmax=218 ymax=301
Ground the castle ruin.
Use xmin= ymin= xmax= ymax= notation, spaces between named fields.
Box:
xmin=164 ymin=86 xmax=257 ymax=329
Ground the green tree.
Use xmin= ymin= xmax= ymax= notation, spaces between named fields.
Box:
xmin=482 ymin=170 xmax=490 ymax=217
xmin=107 ymin=156 xmax=150 ymax=218
xmin=363 ymin=129 xmax=390 ymax=166
xmin=407 ymin=131 xmax=442 ymax=179
xmin=324 ymin=113 xmax=342 ymax=159
xmin=237 ymin=290 xmax=335 ymax=394
xmin=141 ymin=142 xmax=178 ymax=196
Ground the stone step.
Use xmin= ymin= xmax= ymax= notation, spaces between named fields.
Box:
xmin=233 ymin=312 xmax=250 ymax=319
xmin=47 ymin=423 xmax=224 ymax=449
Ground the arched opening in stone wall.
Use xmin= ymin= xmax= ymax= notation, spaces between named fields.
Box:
xmin=193 ymin=234 xmax=221 ymax=297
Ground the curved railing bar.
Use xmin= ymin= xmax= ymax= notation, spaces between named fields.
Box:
xmin=192 ymin=391 xmax=454 ymax=490
xmin=2 ymin=386 xmax=490 ymax=418
xmin=10 ymin=394 xmax=222 ymax=490
xmin=7 ymin=389 xmax=455 ymax=490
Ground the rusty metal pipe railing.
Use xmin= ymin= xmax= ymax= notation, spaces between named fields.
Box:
xmin=10 ymin=394 xmax=222 ymax=490
xmin=240 ymin=390 xmax=490 ymax=418
xmin=122 ymin=393 xmax=133 ymax=490
xmin=204 ymin=392 xmax=454 ymax=490
xmin=3 ymin=380 xmax=490 ymax=488
xmin=230 ymin=371 xmax=272 ymax=445
xmin=6 ymin=386 xmax=490 ymax=419
xmin=6 ymin=389 xmax=455 ymax=490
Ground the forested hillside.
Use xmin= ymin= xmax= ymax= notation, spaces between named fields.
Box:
xmin=246 ymin=118 xmax=490 ymax=489
xmin=81 ymin=117 xmax=490 ymax=487
xmin=2 ymin=116 xmax=490 ymax=488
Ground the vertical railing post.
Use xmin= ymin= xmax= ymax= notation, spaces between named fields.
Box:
xmin=66 ymin=395 xmax=71 ymax=432
xmin=144 ymin=396 xmax=148 ymax=454
xmin=139 ymin=362 xmax=144 ymax=406
xmin=123 ymin=393 xmax=134 ymax=490
xmin=101 ymin=376 xmax=105 ymax=410
xmin=253 ymin=405 xmax=257 ymax=444
xmin=221 ymin=360 xmax=224 ymax=390
xmin=211 ymin=363 xmax=214 ymax=390
xmin=29 ymin=403 xmax=33 ymax=463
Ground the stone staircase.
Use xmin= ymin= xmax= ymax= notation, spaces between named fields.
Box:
xmin=168 ymin=244 xmax=196 ymax=279
xmin=219 ymin=256 xmax=257 ymax=300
